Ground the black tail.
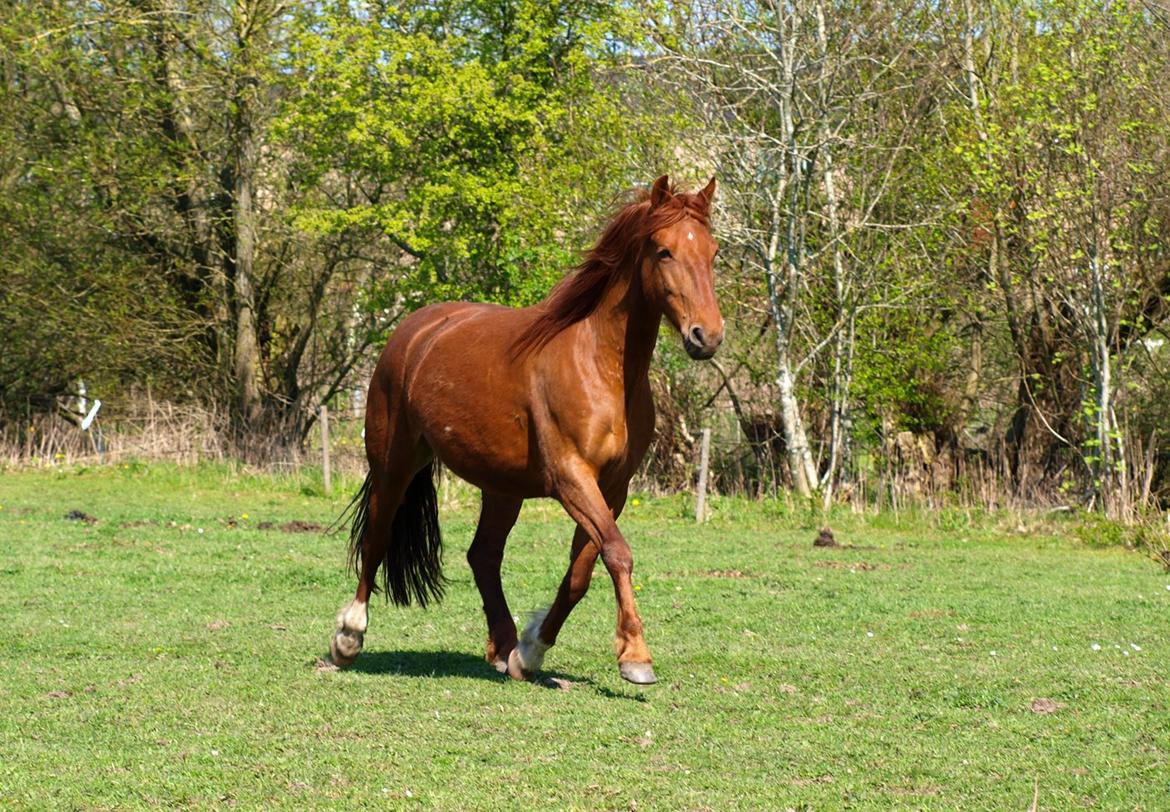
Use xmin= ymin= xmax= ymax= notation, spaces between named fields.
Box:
xmin=344 ymin=463 xmax=445 ymax=607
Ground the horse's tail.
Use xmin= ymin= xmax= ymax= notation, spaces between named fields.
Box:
xmin=345 ymin=463 xmax=445 ymax=608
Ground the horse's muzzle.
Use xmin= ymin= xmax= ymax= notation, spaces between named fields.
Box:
xmin=683 ymin=324 xmax=723 ymax=360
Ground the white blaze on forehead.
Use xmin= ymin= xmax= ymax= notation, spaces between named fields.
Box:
xmin=687 ymin=231 xmax=694 ymax=240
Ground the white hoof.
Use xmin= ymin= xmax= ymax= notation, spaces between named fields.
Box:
xmin=331 ymin=599 xmax=368 ymax=666
xmin=331 ymin=629 xmax=363 ymax=666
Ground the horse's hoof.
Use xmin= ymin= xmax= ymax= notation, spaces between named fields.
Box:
xmin=330 ymin=629 xmax=363 ymax=667
xmin=506 ymin=648 xmax=532 ymax=681
xmin=619 ymin=662 xmax=657 ymax=685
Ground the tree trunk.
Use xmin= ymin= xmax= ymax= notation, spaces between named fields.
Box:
xmin=227 ymin=1 xmax=265 ymax=443
xmin=815 ymin=0 xmax=852 ymax=508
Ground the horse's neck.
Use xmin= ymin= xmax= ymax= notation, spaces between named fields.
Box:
xmin=586 ymin=266 xmax=660 ymax=393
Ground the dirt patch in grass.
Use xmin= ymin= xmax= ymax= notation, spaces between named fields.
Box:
xmin=908 ymin=608 xmax=954 ymax=619
xmin=888 ymin=783 xmax=942 ymax=797
xmin=792 ymin=774 xmax=835 ymax=787
xmin=1030 ymin=698 xmax=1065 ymax=714
xmin=257 ymin=519 xmax=325 ymax=533
xmin=814 ymin=528 xmax=839 ymax=547
xmin=813 ymin=560 xmax=890 ymax=571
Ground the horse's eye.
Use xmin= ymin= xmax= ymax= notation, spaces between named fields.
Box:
xmin=657 ymin=248 xmax=672 ymax=261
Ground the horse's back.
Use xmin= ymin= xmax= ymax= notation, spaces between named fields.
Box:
xmin=372 ymin=300 xmax=545 ymax=494
xmin=373 ymin=301 xmax=523 ymax=382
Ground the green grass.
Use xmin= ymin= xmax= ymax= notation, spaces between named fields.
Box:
xmin=1 ymin=464 xmax=1167 ymax=810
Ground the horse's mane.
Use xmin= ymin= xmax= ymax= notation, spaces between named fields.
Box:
xmin=512 ymin=182 xmax=712 ymax=357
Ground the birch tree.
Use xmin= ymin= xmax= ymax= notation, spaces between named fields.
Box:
xmin=659 ymin=0 xmax=937 ymax=499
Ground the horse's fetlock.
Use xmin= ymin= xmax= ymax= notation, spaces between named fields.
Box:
xmin=336 ymin=600 xmax=369 ymax=634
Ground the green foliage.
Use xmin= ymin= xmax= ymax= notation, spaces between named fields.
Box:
xmin=0 ymin=5 xmax=202 ymax=411
xmin=1071 ymin=512 xmax=1133 ymax=547
xmin=278 ymin=0 xmax=661 ymax=311
xmin=851 ymin=293 xmax=962 ymax=436
xmin=4 ymin=0 xmax=1170 ymax=508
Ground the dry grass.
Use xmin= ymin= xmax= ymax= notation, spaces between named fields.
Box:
xmin=1 ymin=398 xmax=227 ymax=466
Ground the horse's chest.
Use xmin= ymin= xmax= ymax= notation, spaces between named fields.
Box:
xmin=577 ymin=393 xmax=652 ymax=472
xmin=594 ymin=416 xmax=630 ymax=464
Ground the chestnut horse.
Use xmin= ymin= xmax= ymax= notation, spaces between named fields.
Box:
xmin=330 ymin=175 xmax=723 ymax=684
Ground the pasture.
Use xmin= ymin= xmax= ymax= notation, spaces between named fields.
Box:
xmin=1 ymin=464 xmax=1166 ymax=810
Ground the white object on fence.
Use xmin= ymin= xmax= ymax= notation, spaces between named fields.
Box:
xmin=695 ymin=427 xmax=711 ymax=523
xmin=81 ymin=399 xmax=102 ymax=431
xmin=320 ymin=404 xmax=332 ymax=496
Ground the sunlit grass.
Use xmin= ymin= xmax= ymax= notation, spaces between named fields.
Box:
xmin=1 ymin=464 xmax=1167 ymax=809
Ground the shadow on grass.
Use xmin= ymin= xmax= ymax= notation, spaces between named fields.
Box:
xmin=344 ymin=649 xmax=648 ymax=701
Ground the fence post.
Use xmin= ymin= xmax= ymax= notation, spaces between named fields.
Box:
xmin=696 ymin=427 xmax=711 ymax=523
xmin=320 ymin=404 xmax=332 ymax=496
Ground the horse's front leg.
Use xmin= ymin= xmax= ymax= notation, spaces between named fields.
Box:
xmin=509 ymin=467 xmax=654 ymax=685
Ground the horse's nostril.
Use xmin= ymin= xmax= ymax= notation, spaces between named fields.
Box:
xmin=689 ymin=325 xmax=706 ymax=346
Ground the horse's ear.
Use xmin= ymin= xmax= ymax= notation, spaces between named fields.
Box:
xmin=698 ymin=176 xmax=718 ymax=210
xmin=650 ymin=175 xmax=672 ymax=208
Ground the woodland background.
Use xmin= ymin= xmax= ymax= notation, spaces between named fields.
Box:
xmin=4 ymin=0 xmax=1170 ymax=524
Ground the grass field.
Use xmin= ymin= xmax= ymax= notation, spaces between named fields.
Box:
xmin=1 ymin=464 xmax=1167 ymax=810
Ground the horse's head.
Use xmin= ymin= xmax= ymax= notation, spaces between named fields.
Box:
xmin=641 ymin=175 xmax=724 ymax=360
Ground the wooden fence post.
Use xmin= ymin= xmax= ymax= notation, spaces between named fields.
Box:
xmin=320 ymin=404 xmax=332 ymax=496
xmin=696 ymin=427 xmax=711 ymax=523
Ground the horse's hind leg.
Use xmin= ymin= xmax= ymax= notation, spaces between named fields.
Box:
xmin=331 ymin=419 xmax=428 ymax=666
xmin=331 ymin=468 xmax=410 ymax=666
xmin=466 ymin=493 xmax=522 ymax=672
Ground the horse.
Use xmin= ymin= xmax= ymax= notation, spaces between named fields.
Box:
xmin=330 ymin=175 xmax=723 ymax=685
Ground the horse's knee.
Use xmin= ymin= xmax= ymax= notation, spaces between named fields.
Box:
xmin=600 ymin=543 xmax=633 ymax=577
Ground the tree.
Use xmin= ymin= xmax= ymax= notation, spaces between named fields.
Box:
xmin=942 ymin=0 xmax=1170 ymax=511
xmin=279 ymin=0 xmax=664 ymax=312
xmin=657 ymin=0 xmax=941 ymax=499
xmin=2 ymin=0 xmax=672 ymax=456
